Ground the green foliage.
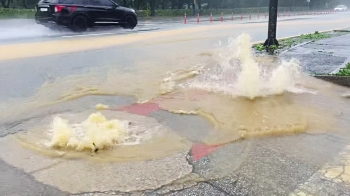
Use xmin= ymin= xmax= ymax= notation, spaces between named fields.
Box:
xmin=0 ymin=8 xmax=35 ymax=18
xmin=277 ymin=31 xmax=331 ymax=51
xmin=300 ymin=31 xmax=331 ymax=40
xmin=281 ymin=38 xmax=295 ymax=48
xmin=255 ymin=44 xmax=265 ymax=51
xmin=267 ymin=45 xmax=278 ymax=54
xmin=337 ymin=68 xmax=350 ymax=76
xmin=154 ymin=9 xmax=190 ymax=17
xmin=135 ymin=10 xmax=151 ymax=17
xmin=336 ymin=63 xmax=350 ymax=76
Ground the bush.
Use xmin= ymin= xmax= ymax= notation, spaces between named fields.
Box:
xmin=155 ymin=9 xmax=190 ymax=17
xmin=0 ymin=8 xmax=35 ymax=18
xmin=135 ymin=10 xmax=151 ymax=17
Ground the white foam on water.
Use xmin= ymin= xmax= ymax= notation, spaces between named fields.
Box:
xmin=182 ymin=33 xmax=313 ymax=99
xmin=46 ymin=112 xmax=156 ymax=152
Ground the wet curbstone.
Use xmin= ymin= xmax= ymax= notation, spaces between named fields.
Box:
xmin=314 ymin=75 xmax=350 ymax=88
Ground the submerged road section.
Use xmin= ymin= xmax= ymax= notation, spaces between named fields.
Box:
xmin=0 ymin=11 xmax=350 ymax=195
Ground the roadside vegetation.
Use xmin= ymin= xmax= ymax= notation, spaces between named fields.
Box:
xmin=0 ymin=0 xmax=340 ymax=18
xmin=336 ymin=63 xmax=350 ymax=76
xmin=0 ymin=7 xmax=34 ymax=18
xmin=254 ymin=30 xmax=350 ymax=55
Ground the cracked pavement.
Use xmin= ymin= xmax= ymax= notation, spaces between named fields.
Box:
xmin=1 ymin=12 xmax=350 ymax=196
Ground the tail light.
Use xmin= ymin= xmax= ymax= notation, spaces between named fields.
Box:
xmin=69 ymin=6 xmax=77 ymax=12
xmin=54 ymin=5 xmax=65 ymax=12
xmin=55 ymin=5 xmax=76 ymax=12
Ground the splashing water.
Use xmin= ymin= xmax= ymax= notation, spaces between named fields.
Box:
xmin=185 ymin=33 xmax=306 ymax=99
xmin=48 ymin=112 xmax=127 ymax=152
xmin=155 ymin=33 xmax=339 ymax=145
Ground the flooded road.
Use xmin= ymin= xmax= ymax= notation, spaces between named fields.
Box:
xmin=0 ymin=12 xmax=350 ymax=195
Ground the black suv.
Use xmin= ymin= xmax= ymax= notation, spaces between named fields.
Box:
xmin=35 ymin=0 xmax=137 ymax=32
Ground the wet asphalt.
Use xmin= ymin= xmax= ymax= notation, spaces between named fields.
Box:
xmin=0 ymin=12 xmax=350 ymax=196
xmin=0 ymin=11 xmax=347 ymax=45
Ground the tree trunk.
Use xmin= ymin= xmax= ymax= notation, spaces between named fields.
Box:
xmin=22 ymin=0 xmax=27 ymax=8
xmin=177 ymin=1 xmax=182 ymax=9
xmin=136 ymin=0 xmax=141 ymax=10
xmin=207 ymin=0 xmax=212 ymax=9
xmin=1 ymin=1 xmax=7 ymax=7
xmin=171 ymin=0 xmax=176 ymax=9
xmin=149 ymin=0 xmax=155 ymax=16
xmin=1 ymin=0 xmax=10 ymax=8
xmin=161 ymin=0 xmax=167 ymax=9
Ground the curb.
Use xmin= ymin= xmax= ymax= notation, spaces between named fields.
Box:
xmin=278 ymin=41 xmax=313 ymax=55
xmin=251 ymin=26 xmax=350 ymax=46
xmin=314 ymin=75 xmax=350 ymax=88
xmin=331 ymin=57 xmax=350 ymax=75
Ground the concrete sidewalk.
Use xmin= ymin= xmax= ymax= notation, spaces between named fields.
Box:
xmin=281 ymin=29 xmax=350 ymax=75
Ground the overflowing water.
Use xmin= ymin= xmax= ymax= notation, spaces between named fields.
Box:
xmin=0 ymin=33 xmax=348 ymax=162
xmin=14 ymin=110 xmax=191 ymax=162
xmin=0 ymin=31 xmax=349 ymax=194
xmin=155 ymin=34 xmax=344 ymax=145
xmin=48 ymin=112 xmax=127 ymax=152
xmin=181 ymin=33 xmax=311 ymax=99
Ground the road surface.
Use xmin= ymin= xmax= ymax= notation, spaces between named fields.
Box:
xmin=0 ymin=11 xmax=350 ymax=196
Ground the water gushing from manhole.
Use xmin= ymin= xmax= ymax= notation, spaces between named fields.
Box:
xmin=13 ymin=110 xmax=191 ymax=162
xmin=155 ymin=34 xmax=344 ymax=145
xmin=182 ymin=33 xmax=313 ymax=99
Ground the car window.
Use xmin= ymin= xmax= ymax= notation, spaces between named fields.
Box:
xmin=100 ymin=0 xmax=115 ymax=6
xmin=74 ymin=0 xmax=89 ymax=4
xmin=89 ymin=0 xmax=102 ymax=6
xmin=59 ymin=0 xmax=75 ymax=4
xmin=89 ymin=0 xmax=114 ymax=6
xmin=39 ymin=0 xmax=59 ymax=3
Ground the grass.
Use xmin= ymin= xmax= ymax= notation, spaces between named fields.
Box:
xmin=255 ymin=44 xmax=278 ymax=55
xmin=253 ymin=31 xmax=334 ymax=54
xmin=0 ymin=8 xmax=35 ymax=19
xmin=336 ymin=62 xmax=350 ymax=76
xmin=299 ymin=31 xmax=331 ymax=40
xmin=255 ymin=44 xmax=265 ymax=51
xmin=279 ymin=31 xmax=331 ymax=49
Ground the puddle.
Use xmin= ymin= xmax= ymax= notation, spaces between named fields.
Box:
xmin=13 ymin=110 xmax=191 ymax=162
xmin=153 ymin=33 xmax=349 ymax=145
xmin=0 ymin=33 xmax=349 ymax=165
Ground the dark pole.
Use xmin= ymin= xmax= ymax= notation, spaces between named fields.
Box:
xmin=193 ymin=0 xmax=196 ymax=16
xmin=263 ymin=0 xmax=279 ymax=51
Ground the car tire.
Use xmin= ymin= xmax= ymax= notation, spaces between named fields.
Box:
xmin=71 ymin=15 xmax=88 ymax=32
xmin=122 ymin=15 xmax=137 ymax=29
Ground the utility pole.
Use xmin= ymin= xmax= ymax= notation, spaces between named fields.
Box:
xmin=263 ymin=0 xmax=279 ymax=52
